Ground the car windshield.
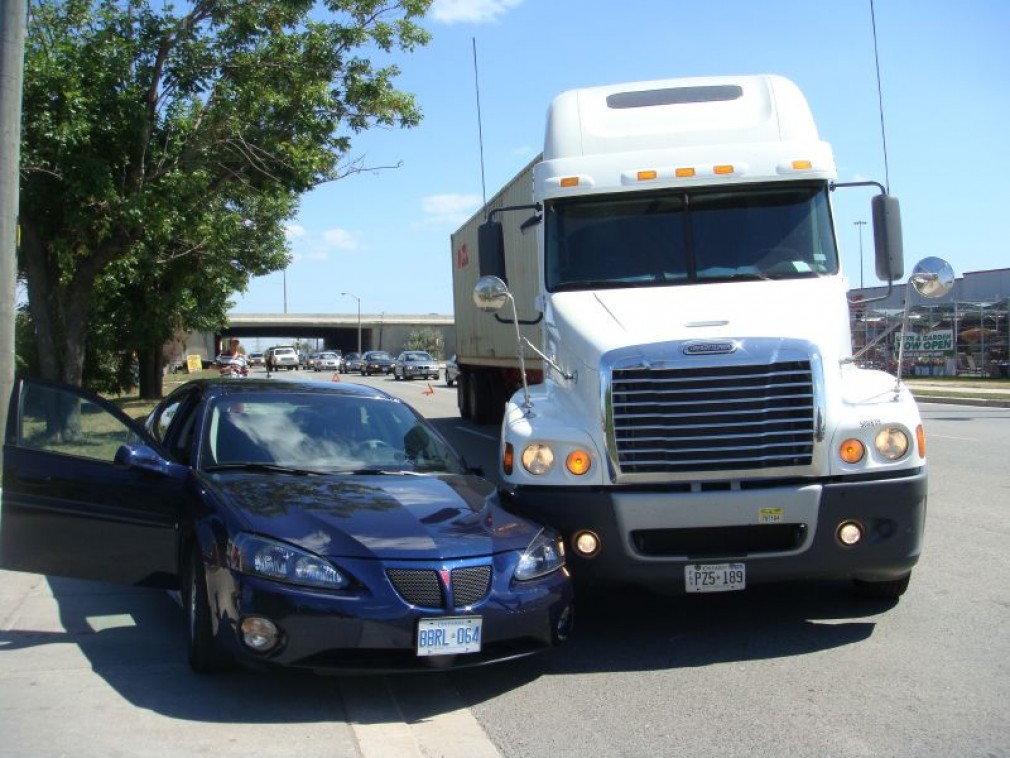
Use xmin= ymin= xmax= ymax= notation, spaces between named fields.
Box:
xmin=366 ymin=352 xmax=392 ymax=360
xmin=404 ymin=352 xmax=432 ymax=361
xmin=545 ymin=182 xmax=838 ymax=291
xmin=201 ymin=393 xmax=464 ymax=474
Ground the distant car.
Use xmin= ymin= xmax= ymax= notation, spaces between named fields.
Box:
xmin=0 ymin=377 xmax=573 ymax=674
xmin=312 ymin=352 xmax=341 ymax=372
xmin=445 ymin=355 xmax=460 ymax=387
xmin=394 ymin=351 xmax=440 ymax=381
xmin=248 ymin=352 xmax=265 ymax=367
xmin=360 ymin=350 xmax=396 ymax=376
xmin=340 ymin=352 xmax=362 ymax=374
xmin=266 ymin=346 xmax=299 ymax=371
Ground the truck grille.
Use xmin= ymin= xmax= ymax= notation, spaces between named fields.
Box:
xmin=610 ymin=360 xmax=815 ymax=474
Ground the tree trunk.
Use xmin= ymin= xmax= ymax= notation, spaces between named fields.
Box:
xmin=137 ymin=346 xmax=164 ymax=399
xmin=20 ymin=225 xmax=61 ymax=382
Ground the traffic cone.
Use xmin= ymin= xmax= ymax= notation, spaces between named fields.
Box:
xmin=332 ymin=373 xmax=340 ymax=382
xmin=423 ymin=383 xmax=434 ymax=395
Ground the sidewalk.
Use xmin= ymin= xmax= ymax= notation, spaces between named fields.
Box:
xmin=904 ymin=378 xmax=1010 ymax=407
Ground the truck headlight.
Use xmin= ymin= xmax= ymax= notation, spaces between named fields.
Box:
xmin=521 ymin=443 xmax=555 ymax=475
xmin=874 ymin=426 xmax=910 ymax=460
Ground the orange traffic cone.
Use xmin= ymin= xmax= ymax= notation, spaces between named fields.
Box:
xmin=332 ymin=373 xmax=340 ymax=382
xmin=423 ymin=383 xmax=434 ymax=395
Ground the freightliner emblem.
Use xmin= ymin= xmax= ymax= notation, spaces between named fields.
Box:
xmin=682 ymin=341 xmax=736 ymax=356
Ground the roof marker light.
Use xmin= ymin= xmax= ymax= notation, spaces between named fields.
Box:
xmin=559 ymin=176 xmax=580 ymax=188
xmin=675 ymin=167 xmax=696 ymax=178
xmin=713 ymin=164 xmax=735 ymax=175
xmin=637 ymin=169 xmax=658 ymax=181
xmin=792 ymin=159 xmax=813 ymax=170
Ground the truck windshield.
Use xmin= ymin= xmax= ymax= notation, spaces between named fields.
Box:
xmin=544 ymin=183 xmax=838 ymax=291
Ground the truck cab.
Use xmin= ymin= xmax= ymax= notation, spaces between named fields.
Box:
xmin=463 ymin=74 xmax=949 ymax=598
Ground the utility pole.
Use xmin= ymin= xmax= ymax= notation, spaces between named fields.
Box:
xmin=341 ymin=292 xmax=361 ymax=354
xmin=0 ymin=0 xmax=27 ymax=458
xmin=854 ymin=220 xmax=867 ymax=289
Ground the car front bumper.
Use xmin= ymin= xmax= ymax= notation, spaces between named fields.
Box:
xmin=208 ymin=554 xmax=573 ymax=673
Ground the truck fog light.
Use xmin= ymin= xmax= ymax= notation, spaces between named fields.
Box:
xmin=241 ymin=617 xmax=280 ymax=652
xmin=839 ymin=438 xmax=865 ymax=464
xmin=565 ymin=449 xmax=592 ymax=475
xmin=572 ymin=530 xmax=600 ymax=558
xmin=521 ymin=443 xmax=555 ymax=475
xmin=874 ymin=427 xmax=909 ymax=460
xmin=837 ymin=521 xmax=864 ymax=547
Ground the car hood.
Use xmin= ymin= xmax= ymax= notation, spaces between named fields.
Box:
xmin=203 ymin=472 xmax=539 ymax=560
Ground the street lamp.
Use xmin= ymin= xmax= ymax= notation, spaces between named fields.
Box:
xmin=342 ymin=292 xmax=361 ymax=354
xmin=854 ymin=220 xmax=867 ymax=290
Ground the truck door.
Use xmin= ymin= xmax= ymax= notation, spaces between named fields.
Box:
xmin=1 ymin=378 xmax=183 ymax=589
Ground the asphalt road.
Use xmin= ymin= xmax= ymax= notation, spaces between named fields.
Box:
xmin=1 ymin=369 xmax=1007 ymax=756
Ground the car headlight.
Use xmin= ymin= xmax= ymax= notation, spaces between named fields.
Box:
xmin=874 ymin=426 xmax=910 ymax=461
xmin=514 ymin=529 xmax=565 ymax=581
xmin=229 ymin=533 xmax=349 ymax=590
xmin=521 ymin=443 xmax=555 ymax=475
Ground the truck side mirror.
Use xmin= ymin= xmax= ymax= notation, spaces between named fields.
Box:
xmin=473 ymin=275 xmax=510 ymax=313
xmin=871 ymin=194 xmax=904 ymax=281
xmin=478 ymin=220 xmax=508 ymax=283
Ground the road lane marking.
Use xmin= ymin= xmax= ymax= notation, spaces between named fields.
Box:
xmin=456 ymin=426 xmax=499 ymax=441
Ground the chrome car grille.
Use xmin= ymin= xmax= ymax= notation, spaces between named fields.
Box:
xmin=386 ymin=566 xmax=492 ymax=609
xmin=610 ymin=360 xmax=815 ymax=474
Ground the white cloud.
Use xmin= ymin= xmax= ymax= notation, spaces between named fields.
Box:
xmin=322 ymin=228 xmax=363 ymax=251
xmin=430 ymin=0 xmax=523 ymax=24
xmin=421 ymin=193 xmax=483 ymax=226
xmin=284 ymin=224 xmax=306 ymax=239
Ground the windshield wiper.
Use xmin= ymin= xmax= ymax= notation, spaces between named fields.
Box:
xmin=350 ymin=468 xmax=426 ymax=476
xmin=204 ymin=462 xmax=325 ymax=476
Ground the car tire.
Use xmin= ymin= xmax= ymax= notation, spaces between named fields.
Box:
xmin=185 ymin=548 xmax=231 ymax=674
xmin=852 ymin=573 xmax=911 ymax=600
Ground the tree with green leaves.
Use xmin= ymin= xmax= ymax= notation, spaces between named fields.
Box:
xmin=19 ymin=0 xmax=431 ymax=398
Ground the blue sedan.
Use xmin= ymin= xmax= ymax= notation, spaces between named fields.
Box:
xmin=0 ymin=378 xmax=573 ymax=673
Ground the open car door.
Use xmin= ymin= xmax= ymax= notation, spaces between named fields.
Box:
xmin=1 ymin=378 xmax=184 ymax=589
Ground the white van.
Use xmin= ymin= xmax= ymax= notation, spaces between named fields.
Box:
xmin=266 ymin=346 xmax=299 ymax=371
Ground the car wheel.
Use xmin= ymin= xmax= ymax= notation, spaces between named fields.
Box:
xmin=185 ymin=548 xmax=231 ymax=673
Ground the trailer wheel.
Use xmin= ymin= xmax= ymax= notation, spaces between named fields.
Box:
xmin=457 ymin=372 xmax=472 ymax=419
xmin=470 ymin=372 xmax=501 ymax=425
xmin=468 ymin=372 xmax=487 ymax=424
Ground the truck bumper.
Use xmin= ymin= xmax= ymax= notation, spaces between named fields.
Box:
xmin=505 ymin=469 xmax=927 ymax=592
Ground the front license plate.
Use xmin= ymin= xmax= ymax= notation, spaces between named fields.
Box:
xmin=416 ymin=616 xmax=482 ymax=656
xmin=685 ymin=563 xmax=746 ymax=593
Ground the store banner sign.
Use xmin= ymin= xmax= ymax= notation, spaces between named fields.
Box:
xmin=895 ymin=330 xmax=954 ymax=353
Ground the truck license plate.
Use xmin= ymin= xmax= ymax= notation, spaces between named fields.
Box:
xmin=416 ymin=616 xmax=482 ymax=656
xmin=685 ymin=563 xmax=746 ymax=593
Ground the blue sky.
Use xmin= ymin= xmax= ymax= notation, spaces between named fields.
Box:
xmin=231 ymin=0 xmax=1010 ymax=318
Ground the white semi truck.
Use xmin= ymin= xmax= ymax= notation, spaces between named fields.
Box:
xmin=451 ymin=74 xmax=951 ymax=597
